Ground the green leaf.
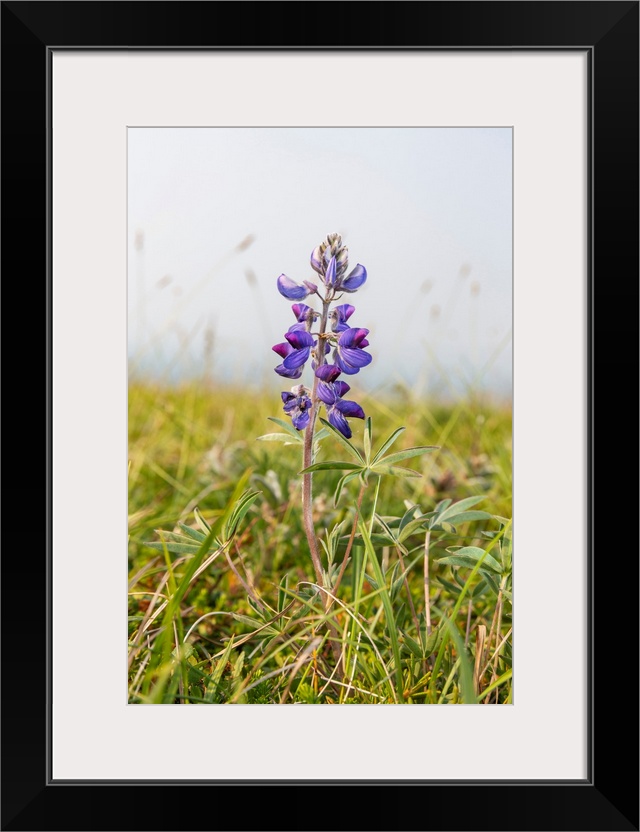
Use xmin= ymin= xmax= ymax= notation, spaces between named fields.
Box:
xmin=318 ymin=417 xmax=365 ymax=463
xmin=333 ymin=470 xmax=361 ymax=506
xmin=443 ymin=619 xmax=476 ymax=704
xmin=438 ymin=510 xmax=491 ymax=525
xmin=438 ymin=496 xmax=487 ymax=522
xmin=373 ymin=445 xmax=438 ymax=467
xmin=177 ymin=523 xmax=207 ymax=542
xmin=256 ymin=432 xmax=302 ymax=444
xmin=145 ymin=541 xmax=201 ymax=555
xmin=223 ymin=490 xmax=261 ymax=541
xmin=372 ymin=464 xmax=423 ymax=479
xmin=299 ymin=461 xmax=362 ymax=474
xmin=397 ymin=517 xmax=430 ymax=543
xmin=363 ymin=416 xmax=373 ymax=463
xmin=266 ymin=416 xmax=305 ymax=440
xmin=400 ymin=631 xmax=424 ymax=659
xmin=437 ymin=546 xmax=502 ymax=574
xmin=371 ymin=426 xmax=406 ymax=464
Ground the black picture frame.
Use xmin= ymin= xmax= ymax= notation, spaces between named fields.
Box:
xmin=2 ymin=2 xmax=638 ymax=830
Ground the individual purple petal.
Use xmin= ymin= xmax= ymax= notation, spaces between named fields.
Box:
xmin=338 ymin=347 xmax=372 ymax=369
xmin=303 ymin=280 xmax=319 ymax=295
xmin=274 ymin=363 xmax=303 ymax=379
xmin=291 ymin=408 xmax=311 ymax=430
xmin=334 ymin=352 xmax=359 ymax=375
xmin=315 ymin=364 xmax=342 ymax=382
xmin=272 ymin=341 xmax=292 ymax=359
xmin=327 ymin=408 xmax=352 ymax=438
xmin=310 ymin=245 xmax=324 ymax=274
xmin=285 ymin=330 xmax=314 ymax=350
xmin=340 ymin=264 xmax=367 ymax=293
xmin=316 ymin=382 xmax=337 ymax=405
xmin=283 ymin=346 xmax=311 ymax=369
xmin=338 ymin=327 xmax=369 ymax=348
xmin=325 ymin=256 xmax=337 ymax=287
xmin=330 ymin=303 xmax=356 ymax=332
xmin=336 ymin=399 xmax=365 ymax=419
xmin=281 ymin=391 xmax=296 ymax=405
xmin=277 ymin=274 xmax=310 ymax=300
xmin=292 ymin=303 xmax=317 ymax=323
xmin=334 ymin=380 xmax=351 ymax=398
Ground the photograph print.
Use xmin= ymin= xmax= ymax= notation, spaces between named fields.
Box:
xmin=127 ymin=127 xmax=513 ymax=705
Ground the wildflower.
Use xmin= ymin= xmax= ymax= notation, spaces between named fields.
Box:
xmin=315 ymin=367 xmax=365 ymax=438
xmin=281 ymin=385 xmax=312 ymax=430
xmin=272 ymin=341 xmax=304 ymax=379
xmin=277 ymin=274 xmax=317 ymax=301
xmin=333 ymin=327 xmax=372 ymax=375
xmin=279 ymin=329 xmax=315 ymax=372
xmin=329 ymin=303 xmax=356 ymax=332
xmin=291 ymin=303 xmax=319 ymax=330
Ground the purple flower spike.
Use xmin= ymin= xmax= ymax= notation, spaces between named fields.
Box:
xmin=281 ymin=385 xmax=312 ymax=430
xmin=316 ymin=377 xmax=364 ymax=439
xmin=334 ymin=327 xmax=372 ymax=375
xmin=340 ymin=264 xmax=367 ymax=293
xmin=277 ymin=274 xmax=311 ymax=300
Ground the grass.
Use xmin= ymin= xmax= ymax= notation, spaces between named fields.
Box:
xmin=128 ymin=379 xmax=512 ymax=705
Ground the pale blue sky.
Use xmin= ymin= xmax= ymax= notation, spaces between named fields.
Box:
xmin=128 ymin=127 xmax=512 ymax=398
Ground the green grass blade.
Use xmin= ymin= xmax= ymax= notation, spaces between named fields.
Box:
xmin=359 ymin=520 xmax=405 ymax=701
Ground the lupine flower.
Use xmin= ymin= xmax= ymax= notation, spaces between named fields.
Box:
xmin=315 ymin=365 xmax=365 ymax=438
xmin=281 ymin=385 xmax=312 ymax=430
xmin=330 ymin=303 xmax=356 ymax=332
xmin=291 ymin=303 xmax=319 ymax=330
xmin=280 ymin=329 xmax=315 ymax=371
xmin=333 ymin=327 xmax=372 ymax=375
xmin=272 ymin=341 xmax=304 ymax=379
xmin=277 ymin=274 xmax=317 ymax=301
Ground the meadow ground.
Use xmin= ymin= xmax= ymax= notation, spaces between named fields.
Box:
xmin=128 ymin=380 xmax=512 ymax=704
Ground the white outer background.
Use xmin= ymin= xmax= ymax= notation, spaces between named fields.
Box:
xmin=52 ymin=52 xmax=587 ymax=780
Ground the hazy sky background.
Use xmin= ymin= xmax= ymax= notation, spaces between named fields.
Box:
xmin=128 ymin=127 xmax=512 ymax=399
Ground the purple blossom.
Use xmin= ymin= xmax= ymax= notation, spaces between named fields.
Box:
xmin=315 ymin=366 xmax=365 ymax=438
xmin=272 ymin=341 xmax=304 ymax=379
xmin=333 ymin=327 xmax=372 ymax=375
xmin=277 ymin=274 xmax=317 ymax=301
xmin=291 ymin=303 xmax=319 ymax=329
xmin=329 ymin=304 xmax=356 ymax=332
xmin=339 ymin=264 xmax=367 ymax=293
xmin=281 ymin=330 xmax=315 ymax=371
xmin=281 ymin=385 xmax=313 ymax=430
